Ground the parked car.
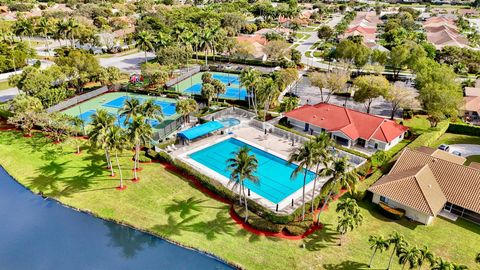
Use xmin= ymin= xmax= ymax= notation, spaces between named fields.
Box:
xmin=452 ymin=150 xmax=462 ymax=156
xmin=438 ymin=144 xmax=450 ymax=151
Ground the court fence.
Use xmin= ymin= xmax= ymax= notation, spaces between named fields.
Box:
xmin=165 ymin=66 xmax=201 ymax=89
xmin=46 ymin=86 xmax=112 ymax=113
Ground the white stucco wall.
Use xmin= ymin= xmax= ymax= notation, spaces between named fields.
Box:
xmin=372 ymin=193 xmax=435 ymax=225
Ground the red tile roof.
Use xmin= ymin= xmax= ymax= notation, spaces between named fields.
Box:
xmin=284 ymin=103 xmax=408 ymax=143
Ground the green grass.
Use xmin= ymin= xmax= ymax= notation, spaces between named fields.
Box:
xmin=432 ymin=133 xmax=480 ymax=148
xmin=401 ymin=116 xmax=431 ymax=135
xmin=312 ymin=51 xmax=322 ymax=58
xmin=0 ymin=130 xmax=478 ymax=269
xmin=0 ymin=80 xmax=12 ymax=91
xmin=305 ymin=51 xmax=312 ymax=58
xmin=466 ymin=155 xmax=480 ymax=165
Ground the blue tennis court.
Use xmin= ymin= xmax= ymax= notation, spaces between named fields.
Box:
xmin=174 ymin=72 xmax=247 ymax=100
xmin=103 ymin=96 xmax=177 ymax=116
xmin=183 ymin=84 xmax=247 ymax=100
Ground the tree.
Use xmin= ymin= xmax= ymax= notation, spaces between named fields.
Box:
xmin=140 ymin=62 xmax=169 ymax=89
xmin=309 ymin=133 xmax=333 ymax=213
xmin=310 ymin=69 xmax=349 ymax=103
xmin=417 ymin=246 xmax=435 ymax=270
xmin=431 ymin=258 xmax=452 ymax=270
xmin=176 ymin=99 xmax=198 ymax=124
xmin=317 ymin=25 xmax=334 ymax=41
xmin=142 ymin=99 xmax=163 ymax=123
xmin=263 ymin=40 xmax=291 ymax=61
xmin=13 ymin=18 xmax=34 ymax=45
xmin=386 ymin=83 xmax=420 ymax=119
xmin=226 ymin=146 xmax=259 ymax=222
xmin=234 ymin=40 xmax=256 ymax=59
xmin=256 ymin=77 xmax=280 ymax=122
xmin=240 ymin=67 xmax=261 ymax=115
xmin=336 ymin=198 xmax=361 ymax=216
xmin=450 ymin=263 xmax=468 ymax=270
xmin=368 ymin=235 xmax=390 ymax=268
xmin=336 ymin=214 xmax=361 ymax=246
xmin=201 ymin=83 xmax=215 ymax=106
xmin=126 ymin=116 xmax=153 ymax=181
xmin=476 ymin=253 xmax=480 ymax=264
xmin=135 ymin=30 xmax=155 ymax=63
xmin=211 ymin=79 xmax=226 ymax=101
xmin=353 ymin=75 xmax=390 ymax=114
xmin=107 ymin=125 xmax=128 ymax=190
xmin=288 ymin=141 xmax=316 ymax=221
xmin=387 ymin=232 xmax=407 ymax=270
xmin=54 ymin=50 xmax=101 ymax=93
xmin=37 ymin=17 xmax=52 ymax=56
xmin=118 ymin=98 xmax=141 ymax=125
xmin=316 ymin=157 xmax=359 ymax=224
xmin=98 ymin=67 xmax=121 ymax=90
xmin=199 ymin=28 xmax=215 ymax=65
xmin=281 ymin=96 xmax=299 ymax=112
xmin=398 ymin=246 xmax=420 ymax=270
xmin=88 ymin=110 xmax=116 ymax=177
xmin=66 ymin=18 xmax=79 ymax=48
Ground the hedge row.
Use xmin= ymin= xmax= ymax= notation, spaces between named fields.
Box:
xmin=407 ymin=121 xmax=450 ymax=149
xmin=447 ymin=123 xmax=480 ymax=137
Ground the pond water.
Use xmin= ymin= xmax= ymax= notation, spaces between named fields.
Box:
xmin=0 ymin=167 xmax=233 ymax=270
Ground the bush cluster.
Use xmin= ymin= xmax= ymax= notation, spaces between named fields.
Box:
xmin=447 ymin=123 xmax=480 ymax=137
xmin=407 ymin=121 xmax=449 ymax=149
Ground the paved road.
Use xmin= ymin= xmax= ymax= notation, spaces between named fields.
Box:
xmin=0 ymin=60 xmax=54 ymax=81
xmin=0 ymin=87 xmax=19 ymax=102
xmin=449 ymin=144 xmax=480 ymax=157
xmin=99 ymin=51 xmax=155 ymax=73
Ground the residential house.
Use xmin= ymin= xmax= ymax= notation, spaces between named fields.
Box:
xmin=284 ymin=103 xmax=408 ymax=151
xmin=463 ymin=87 xmax=480 ymax=121
xmin=235 ymin=34 xmax=268 ymax=61
xmin=424 ymin=16 xmax=469 ymax=49
xmin=369 ymin=147 xmax=480 ymax=225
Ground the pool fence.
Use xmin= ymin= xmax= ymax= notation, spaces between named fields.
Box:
xmin=152 ymin=116 xmax=183 ymax=141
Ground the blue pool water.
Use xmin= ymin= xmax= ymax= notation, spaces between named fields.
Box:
xmin=0 ymin=167 xmax=233 ymax=270
xmin=189 ymin=138 xmax=316 ymax=204
xmin=184 ymin=74 xmax=247 ymax=100
xmin=103 ymin=96 xmax=177 ymax=116
xmin=218 ymin=118 xmax=240 ymax=128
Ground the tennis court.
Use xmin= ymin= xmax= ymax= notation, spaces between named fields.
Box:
xmin=62 ymin=92 xmax=178 ymax=130
xmin=172 ymin=72 xmax=247 ymax=100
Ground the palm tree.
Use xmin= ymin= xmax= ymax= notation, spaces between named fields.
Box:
xmin=212 ymin=79 xmax=226 ymax=102
xmin=201 ymin=83 xmax=215 ymax=106
xmin=118 ymin=98 xmax=141 ymax=125
xmin=14 ymin=18 xmax=34 ymax=46
xmin=431 ymin=257 xmax=452 ymax=270
xmin=288 ymin=141 xmax=316 ymax=221
xmin=257 ymin=77 xmax=280 ymax=122
xmin=398 ymin=246 xmax=420 ymax=270
xmin=199 ymin=28 xmax=214 ymax=65
xmin=387 ymin=232 xmax=407 ymax=270
xmin=56 ymin=20 xmax=69 ymax=47
xmin=368 ymin=235 xmax=390 ymax=268
xmin=107 ymin=125 xmax=128 ymax=190
xmin=176 ymin=98 xmax=198 ymax=124
xmin=37 ymin=17 xmax=52 ymax=56
xmin=417 ymin=246 xmax=435 ymax=270
xmin=88 ymin=110 xmax=116 ymax=177
xmin=239 ymin=67 xmax=260 ymax=114
xmin=310 ymin=133 xmax=333 ymax=213
xmin=135 ymin=30 xmax=154 ymax=63
xmin=226 ymin=146 xmax=259 ymax=222
xmin=141 ymin=99 xmax=163 ymax=123
xmin=66 ymin=18 xmax=79 ymax=48
xmin=450 ymin=263 xmax=468 ymax=270
xmin=154 ymin=31 xmax=172 ymax=50
xmin=316 ymin=156 xmax=359 ymax=224
xmin=336 ymin=215 xmax=354 ymax=246
xmin=336 ymin=198 xmax=361 ymax=216
xmin=126 ymin=116 xmax=153 ymax=181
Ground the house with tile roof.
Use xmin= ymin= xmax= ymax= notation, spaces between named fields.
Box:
xmin=423 ymin=16 xmax=469 ymax=49
xmin=284 ymin=103 xmax=408 ymax=151
xmin=463 ymin=87 xmax=480 ymax=121
xmin=369 ymin=147 xmax=480 ymax=225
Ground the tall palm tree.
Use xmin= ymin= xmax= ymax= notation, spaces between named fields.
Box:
xmin=14 ymin=18 xmax=34 ymax=46
xmin=37 ymin=17 xmax=52 ymax=56
xmin=417 ymin=246 xmax=435 ymax=270
xmin=431 ymin=258 xmax=452 ymax=270
xmin=56 ymin=20 xmax=69 ymax=47
xmin=154 ymin=31 xmax=171 ymax=50
xmin=368 ymin=235 xmax=390 ymax=268
xmin=226 ymin=146 xmax=259 ymax=222
xmin=336 ymin=198 xmax=361 ymax=216
xmin=257 ymin=77 xmax=280 ymax=122
xmin=118 ymin=98 xmax=141 ymax=125
xmin=199 ymin=28 xmax=214 ymax=65
xmin=135 ymin=30 xmax=154 ymax=63
xmin=141 ymin=99 xmax=163 ymax=123
xmin=398 ymin=246 xmax=420 ymax=270
xmin=66 ymin=18 xmax=79 ymax=48
xmin=387 ymin=232 xmax=407 ymax=270
xmin=88 ymin=110 xmax=116 ymax=177
xmin=336 ymin=215 xmax=355 ymax=246
xmin=176 ymin=98 xmax=198 ymax=124
xmin=316 ymin=156 xmax=359 ymax=224
xmin=126 ymin=116 xmax=153 ymax=181
xmin=310 ymin=132 xmax=333 ymax=213
xmin=107 ymin=125 xmax=128 ymax=190
xmin=239 ymin=67 xmax=260 ymax=114
xmin=450 ymin=263 xmax=468 ymax=270
xmin=288 ymin=140 xmax=316 ymax=221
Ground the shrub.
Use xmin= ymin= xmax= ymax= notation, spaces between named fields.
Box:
xmin=284 ymin=220 xmax=311 ymax=236
xmin=407 ymin=121 xmax=449 ymax=149
xmin=138 ymin=152 xmax=152 ymax=163
xmin=356 ymin=161 xmax=372 ymax=177
xmin=378 ymin=202 xmax=405 ymax=219
xmin=370 ymin=151 xmax=390 ymax=168
xmin=447 ymin=123 xmax=480 ymax=136
xmin=234 ymin=205 xmax=284 ymax=233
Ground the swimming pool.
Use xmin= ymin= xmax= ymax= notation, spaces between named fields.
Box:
xmin=189 ymin=138 xmax=316 ymax=204
xmin=217 ymin=118 xmax=240 ymax=128
xmin=174 ymin=72 xmax=248 ymax=100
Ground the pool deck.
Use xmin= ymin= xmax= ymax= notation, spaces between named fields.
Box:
xmin=172 ymin=124 xmax=331 ymax=215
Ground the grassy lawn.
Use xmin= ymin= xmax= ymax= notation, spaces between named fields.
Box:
xmin=432 ymin=133 xmax=480 ymax=148
xmin=0 ymin=80 xmax=12 ymax=91
xmin=0 ymin=130 xmax=478 ymax=269
xmin=401 ymin=116 xmax=431 ymax=135
xmin=466 ymin=155 xmax=480 ymax=165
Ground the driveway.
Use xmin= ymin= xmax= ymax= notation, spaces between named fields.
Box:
xmin=99 ymin=51 xmax=155 ymax=73
xmin=0 ymin=87 xmax=19 ymax=102
xmin=449 ymin=144 xmax=480 ymax=157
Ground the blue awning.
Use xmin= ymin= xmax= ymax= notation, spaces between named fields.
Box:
xmin=178 ymin=121 xmax=224 ymax=140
